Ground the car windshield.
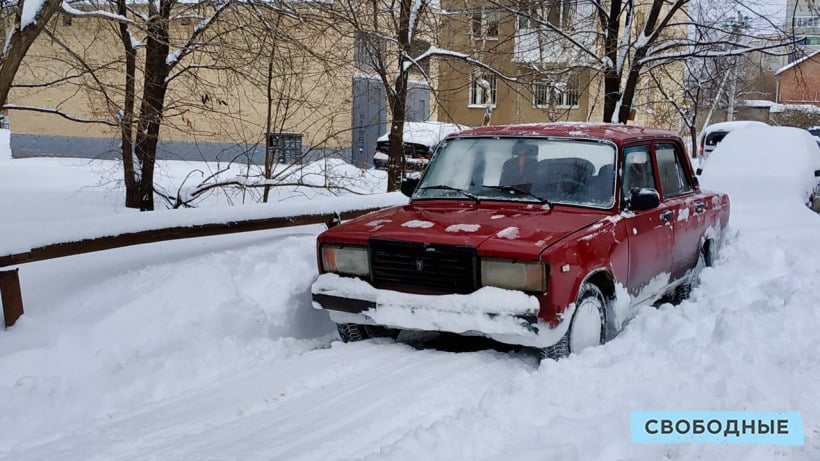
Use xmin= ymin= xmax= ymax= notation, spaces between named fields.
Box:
xmin=414 ymin=137 xmax=617 ymax=208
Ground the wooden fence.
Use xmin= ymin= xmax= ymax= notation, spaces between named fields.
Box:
xmin=0 ymin=205 xmax=389 ymax=328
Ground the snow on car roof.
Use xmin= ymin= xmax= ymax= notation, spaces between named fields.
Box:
xmin=376 ymin=121 xmax=469 ymax=147
xmin=455 ymin=122 xmax=681 ymax=144
xmin=702 ymin=120 xmax=769 ymax=134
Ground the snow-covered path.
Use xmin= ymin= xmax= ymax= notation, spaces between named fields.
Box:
xmin=3 ymin=212 xmax=819 ymax=460
xmin=2 ymin=136 xmax=820 ymax=460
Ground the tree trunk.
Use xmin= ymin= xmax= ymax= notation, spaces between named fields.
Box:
xmin=133 ymin=2 xmax=172 ymax=211
xmin=385 ymin=0 xmax=414 ymax=192
xmin=601 ymin=0 xmax=622 ymax=124
xmin=117 ymin=0 xmax=140 ymax=209
xmin=263 ymin=20 xmax=281 ymax=203
xmin=0 ymin=0 xmax=63 ymax=108
xmin=386 ymin=86 xmax=408 ymax=192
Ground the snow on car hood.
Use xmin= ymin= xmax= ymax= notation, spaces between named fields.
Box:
xmin=320 ymin=201 xmax=608 ymax=260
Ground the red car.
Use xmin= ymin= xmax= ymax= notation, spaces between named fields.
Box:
xmin=312 ymin=123 xmax=730 ymax=357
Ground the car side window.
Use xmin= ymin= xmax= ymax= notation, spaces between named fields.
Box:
xmin=622 ymin=145 xmax=656 ymax=200
xmin=655 ymin=143 xmax=693 ymax=198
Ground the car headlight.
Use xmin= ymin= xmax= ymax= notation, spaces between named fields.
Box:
xmin=481 ymin=258 xmax=546 ymax=292
xmin=321 ymin=244 xmax=370 ymax=277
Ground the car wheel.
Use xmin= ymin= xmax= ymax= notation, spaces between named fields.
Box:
xmin=336 ymin=323 xmax=398 ymax=343
xmin=541 ymin=283 xmax=607 ymax=360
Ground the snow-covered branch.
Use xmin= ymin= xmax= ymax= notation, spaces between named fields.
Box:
xmin=60 ymin=1 xmax=134 ymax=24
xmin=165 ymin=1 xmax=232 ymax=71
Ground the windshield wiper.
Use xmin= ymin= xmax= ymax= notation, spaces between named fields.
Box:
xmin=482 ymin=185 xmax=551 ymax=206
xmin=418 ymin=185 xmax=480 ymax=203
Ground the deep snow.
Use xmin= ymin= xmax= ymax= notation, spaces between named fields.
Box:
xmin=1 ymin=129 xmax=819 ymax=460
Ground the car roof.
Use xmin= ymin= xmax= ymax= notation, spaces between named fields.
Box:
xmin=702 ymin=120 xmax=769 ymax=135
xmin=451 ymin=122 xmax=681 ymax=145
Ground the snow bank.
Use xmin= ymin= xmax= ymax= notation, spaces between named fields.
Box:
xmin=0 ymin=233 xmax=336 ymax=453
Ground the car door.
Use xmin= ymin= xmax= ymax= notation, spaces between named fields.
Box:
xmin=621 ymin=144 xmax=674 ymax=300
xmin=654 ymin=142 xmax=702 ymax=281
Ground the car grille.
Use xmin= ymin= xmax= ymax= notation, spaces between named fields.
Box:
xmin=369 ymin=239 xmax=479 ymax=294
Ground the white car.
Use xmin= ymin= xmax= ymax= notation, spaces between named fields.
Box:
xmin=699 ymin=120 xmax=769 ymax=158
xmin=373 ymin=121 xmax=467 ymax=170
xmin=699 ymin=125 xmax=820 ymax=213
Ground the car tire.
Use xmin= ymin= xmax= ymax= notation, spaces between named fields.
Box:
xmin=541 ymin=283 xmax=607 ymax=360
xmin=674 ymin=244 xmax=707 ymax=303
xmin=336 ymin=323 xmax=398 ymax=343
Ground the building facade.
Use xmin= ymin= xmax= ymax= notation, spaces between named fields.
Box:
xmin=433 ymin=0 xmax=686 ymax=130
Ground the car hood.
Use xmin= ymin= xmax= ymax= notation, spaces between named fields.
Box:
xmin=321 ymin=200 xmax=608 ymax=260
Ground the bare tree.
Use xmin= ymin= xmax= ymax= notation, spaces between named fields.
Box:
xmin=490 ymin=0 xmax=796 ymax=124
xmin=0 ymin=0 xmax=64 ymax=108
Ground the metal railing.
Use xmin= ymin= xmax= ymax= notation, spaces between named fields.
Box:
xmin=1 ymin=201 xmax=399 ymax=328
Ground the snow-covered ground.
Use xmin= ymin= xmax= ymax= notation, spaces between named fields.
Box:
xmin=1 ymin=129 xmax=819 ymax=460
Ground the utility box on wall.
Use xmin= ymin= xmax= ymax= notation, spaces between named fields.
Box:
xmin=268 ymin=132 xmax=303 ymax=164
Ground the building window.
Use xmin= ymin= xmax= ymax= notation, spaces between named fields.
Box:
xmin=354 ymin=31 xmax=386 ymax=72
xmin=470 ymin=73 xmax=497 ymax=107
xmin=471 ymin=8 xmax=499 ymax=39
xmin=517 ymin=0 xmax=576 ymax=31
xmin=268 ymin=132 xmax=303 ymax=164
xmin=517 ymin=0 xmax=541 ymax=30
xmin=547 ymin=0 xmax=576 ymax=29
xmin=533 ymin=74 xmax=580 ymax=108
xmin=794 ymin=16 xmax=820 ymax=28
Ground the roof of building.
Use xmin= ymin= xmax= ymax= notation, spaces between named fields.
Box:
xmin=775 ymin=49 xmax=820 ymax=75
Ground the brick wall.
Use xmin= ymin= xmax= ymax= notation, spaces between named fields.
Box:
xmin=777 ymin=55 xmax=820 ymax=106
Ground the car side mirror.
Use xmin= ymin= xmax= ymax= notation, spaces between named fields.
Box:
xmin=814 ymin=170 xmax=820 ymax=178
xmin=691 ymin=175 xmax=699 ymax=187
xmin=696 ymin=167 xmax=703 ymax=176
xmin=400 ymin=177 xmax=420 ymax=197
xmin=628 ymin=188 xmax=660 ymax=211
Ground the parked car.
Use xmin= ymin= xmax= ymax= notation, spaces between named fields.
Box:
xmin=313 ymin=123 xmax=730 ymax=358
xmin=372 ymin=121 xmax=467 ymax=170
xmin=700 ymin=125 xmax=820 ymax=213
xmin=699 ymin=121 xmax=768 ymax=158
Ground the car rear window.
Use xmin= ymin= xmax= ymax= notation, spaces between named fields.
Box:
xmin=705 ymin=131 xmax=728 ymax=147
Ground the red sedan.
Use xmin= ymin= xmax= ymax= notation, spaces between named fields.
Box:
xmin=312 ymin=123 xmax=730 ymax=358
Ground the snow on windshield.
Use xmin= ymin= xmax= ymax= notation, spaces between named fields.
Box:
xmin=415 ymin=137 xmax=616 ymax=208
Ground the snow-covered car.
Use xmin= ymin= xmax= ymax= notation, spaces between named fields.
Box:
xmin=312 ymin=123 xmax=731 ymax=358
xmin=699 ymin=120 xmax=768 ymax=158
xmin=699 ymin=125 xmax=820 ymax=213
xmin=372 ymin=121 xmax=467 ymax=170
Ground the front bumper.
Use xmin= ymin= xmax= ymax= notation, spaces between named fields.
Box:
xmin=311 ymin=273 xmax=571 ymax=347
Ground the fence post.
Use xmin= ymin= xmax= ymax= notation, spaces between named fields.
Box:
xmin=0 ymin=269 xmax=24 ymax=328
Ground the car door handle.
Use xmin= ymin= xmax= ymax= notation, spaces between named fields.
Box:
xmin=660 ymin=210 xmax=674 ymax=222
xmin=694 ymin=201 xmax=706 ymax=212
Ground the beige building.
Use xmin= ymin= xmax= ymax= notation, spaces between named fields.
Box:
xmin=7 ymin=1 xmax=686 ymax=167
xmin=433 ymin=0 xmax=686 ymax=131
xmin=7 ymin=6 xmax=429 ymax=167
